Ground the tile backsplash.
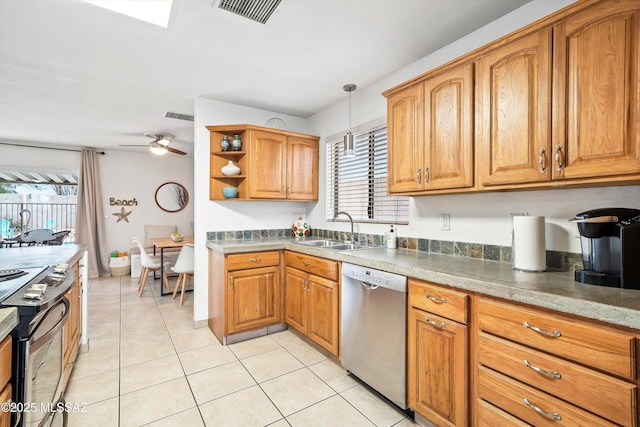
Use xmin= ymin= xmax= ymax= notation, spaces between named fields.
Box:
xmin=206 ymin=228 xmax=582 ymax=271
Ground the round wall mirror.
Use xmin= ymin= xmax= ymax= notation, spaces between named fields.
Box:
xmin=155 ymin=182 xmax=189 ymax=213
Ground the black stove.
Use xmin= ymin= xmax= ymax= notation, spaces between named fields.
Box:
xmin=0 ymin=264 xmax=75 ymax=427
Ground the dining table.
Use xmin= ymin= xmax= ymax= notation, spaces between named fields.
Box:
xmin=150 ymin=236 xmax=194 ymax=296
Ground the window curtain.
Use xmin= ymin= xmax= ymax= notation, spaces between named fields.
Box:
xmin=76 ymin=149 xmax=110 ymax=278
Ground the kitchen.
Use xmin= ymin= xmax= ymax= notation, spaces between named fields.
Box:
xmin=1 ymin=0 xmax=640 ymax=426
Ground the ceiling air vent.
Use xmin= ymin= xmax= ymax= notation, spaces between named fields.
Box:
xmin=216 ymin=0 xmax=282 ymax=24
xmin=163 ymin=111 xmax=194 ymax=122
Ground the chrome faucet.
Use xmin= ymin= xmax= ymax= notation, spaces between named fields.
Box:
xmin=333 ymin=211 xmax=354 ymax=243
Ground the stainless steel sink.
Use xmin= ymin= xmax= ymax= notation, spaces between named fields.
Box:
xmin=294 ymin=239 xmax=380 ymax=251
xmin=295 ymin=239 xmax=344 ymax=247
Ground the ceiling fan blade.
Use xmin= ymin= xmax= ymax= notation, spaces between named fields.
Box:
xmin=166 ymin=146 xmax=187 ymax=155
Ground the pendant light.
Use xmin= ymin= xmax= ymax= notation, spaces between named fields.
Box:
xmin=343 ymin=84 xmax=357 ymax=158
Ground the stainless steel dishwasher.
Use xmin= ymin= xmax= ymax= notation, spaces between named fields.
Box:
xmin=341 ymin=262 xmax=408 ymax=409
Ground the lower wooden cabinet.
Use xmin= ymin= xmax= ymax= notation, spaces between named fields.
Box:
xmin=62 ymin=262 xmax=82 ymax=389
xmin=475 ymin=296 xmax=638 ymax=426
xmin=208 ymin=250 xmax=282 ymax=342
xmin=283 ymin=251 xmax=339 ymax=357
xmin=0 ymin=335 xmax=11 ymax=427
xmin=407 ymin=279 xmax=469 ymax=427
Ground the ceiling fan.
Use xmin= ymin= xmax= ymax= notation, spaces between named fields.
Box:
xmin=120 ymin=133 xmax=187 ymax=156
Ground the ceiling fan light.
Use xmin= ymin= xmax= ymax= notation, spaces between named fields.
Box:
xmin=150 ymin=142 xmax=168 ymax=155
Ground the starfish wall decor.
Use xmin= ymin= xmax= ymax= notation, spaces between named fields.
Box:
xmin=113 ymin=207 xmax=132 ymax=223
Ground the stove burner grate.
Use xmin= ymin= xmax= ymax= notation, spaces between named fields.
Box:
xmin=0 ymin=269 xmax=28 ymax=282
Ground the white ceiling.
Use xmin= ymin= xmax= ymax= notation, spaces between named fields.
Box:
xmin=0 ymin=0 xmax=531 ymax=155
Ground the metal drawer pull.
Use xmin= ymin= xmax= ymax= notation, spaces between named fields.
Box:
xmin=555 ymin=144 xmax=564 ymax=171
xmin=424 ymin=293 xmax=446 ymax=304
xmin=538 ymin=147 xmax=546 ymax=173
xmin=248 ymin=257 xmax=262 ymax=262
xmin=523 ymin=359 xmax=561 ymax=379
xmin=424 ymin=317 xmax=446 ymax=329
xmin=523 ymin=321 xmax=561 ymax=337
xmin=302 ymin=261 xmax=311 ymax=266
xmin=523 ymin=398 xmax=562 ymax=420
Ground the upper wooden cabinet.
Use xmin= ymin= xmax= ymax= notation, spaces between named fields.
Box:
xmin=552 ymin=0 xmax=640 ymax=181
xmin=207 ymin=124 xmax=319 ymax=201
xmin=477 ymin=29 xmax=552 ymax=187
xmin=385 ymin=0 xmax=640 ymax=194
xmin=387 ymin=63 xmax=474 ymax=194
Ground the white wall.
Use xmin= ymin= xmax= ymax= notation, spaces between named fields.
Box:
xmin=304 ymin=0 xmax=640 ymax=253
xmin=99 ymin=149 xmax=194 ymax=252
xmin=192 ymin=98 xmax=314 ymax=322
xmin=0 ymin=142 xmax=194 ymax=254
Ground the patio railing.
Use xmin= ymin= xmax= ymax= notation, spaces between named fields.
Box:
xmin=0 ymin=202 xmax=77 ymax=244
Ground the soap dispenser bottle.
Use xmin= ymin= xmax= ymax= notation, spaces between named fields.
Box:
xmin=386 ymin=225 xmax=397 ymax=249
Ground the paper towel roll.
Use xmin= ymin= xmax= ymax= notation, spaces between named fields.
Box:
xmin=512 ymin=216 xmax=546 ymax=271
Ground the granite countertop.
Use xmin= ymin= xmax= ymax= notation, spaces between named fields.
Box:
xmin=0 ymin=244 xmax=87 ymax=270
xmin=207 ymin=238 xmax=640 ymax=330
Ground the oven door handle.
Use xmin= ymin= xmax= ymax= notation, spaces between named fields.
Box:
xmin=29 ymin=297 xmax=70 ymax=353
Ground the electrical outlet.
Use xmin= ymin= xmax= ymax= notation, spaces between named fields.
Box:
xmin=440 ymin=214 xmax=450 ymax=231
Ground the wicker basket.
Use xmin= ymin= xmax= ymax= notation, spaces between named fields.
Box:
xmin=110 ymin=264 xmax=131 ymax=277
xmin=109 ymin=255 xmax=131 ymax=276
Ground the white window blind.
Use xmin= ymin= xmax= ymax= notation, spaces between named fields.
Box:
xmin=326 ymin=124 xmax=409 ymax=224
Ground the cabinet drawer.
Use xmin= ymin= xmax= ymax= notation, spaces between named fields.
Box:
xmin=227 ymin=251 xmax=280 ymax=271
xmin=408 ymin=279 xmax=468 ymax=324
xmin=478 ymin=366 xmax=617 ymax=426
xmin=479 ymin=332 xmax=636 ymax=426
xmin=0 ymin=336 xmax=11 ymax=387
xmin=477 ymin=297 xmax=636 ymax=379
xmin=284 ymin=251 xmax=339 ymax=281
xmin=476 ymin=399 xmax=529 ymax=427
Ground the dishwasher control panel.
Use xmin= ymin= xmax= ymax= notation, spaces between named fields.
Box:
xmin=342 ymin=263 xmax=407 ymax=292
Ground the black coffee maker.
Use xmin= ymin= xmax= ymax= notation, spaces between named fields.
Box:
xmin=571 ymin=208 xmax=640 ymax=289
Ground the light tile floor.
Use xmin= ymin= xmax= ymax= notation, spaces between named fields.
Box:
xmin=65 ymin=275 xmax=417 ymax=427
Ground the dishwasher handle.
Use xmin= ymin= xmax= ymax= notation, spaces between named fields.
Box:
xmin=359 ymin=281 xmax=379 ymax=290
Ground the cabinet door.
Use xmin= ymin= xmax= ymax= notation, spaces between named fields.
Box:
xmin=284 ymin=266 xmax=307 ymax=334
xmin=477 ymin=29 xmax=552 ymax=187
xmin=227 ymin=266 xmax=281 ymax=334
xmin=553 ymin=0 xmax=640 ymax=180
xmin=424 ymin=63 xmax=474 ymax=190
xmin=287 ymin=137 xmax=318 ymax=200
xmin=249 ymin=130 xmax=287 ymax=198
xmin=408 ymin=308 xmax=467 ymax=426
xmin=306 ymin=274 xmax=339 ymax=357
xmin=387 ymin=84 xmax=424 ymax=193
xmin=0 ymin=383 xmax=10 ymax=427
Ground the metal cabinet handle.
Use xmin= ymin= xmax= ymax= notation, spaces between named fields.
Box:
xmin=424 ymin=317 xmax=446 ymax=329
xmin=416 ymin=168 xmax=422 ymax=184
xmin=554 ymin=144 xmax=564 ymax=171
xmin=523 ymin=398 xmax=562 ymax=420
xmin=229 ymin=277 xmax=234 ymax=290
xmin=538 ymin=147 xmax=546 ymax=173
xmin=424 ymin=167 xmax=430 ymax=184
xmin=523 ymin=359 xmax=561 ymax=379
xmin=248 ymin=257 xmax=262 ymax=262
xmin=302 ymin=261 xmax=311 ymax=266
xmin=523 ymin=321 xmax=561 ymax=337
xmin=424 ymin=293 xmax=446 ymax=304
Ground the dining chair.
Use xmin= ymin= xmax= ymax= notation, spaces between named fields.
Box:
xmin=171 ymin=243 xmax=194 ymax=306
xmin=132 ymin=238 xmax=171 ymax=296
